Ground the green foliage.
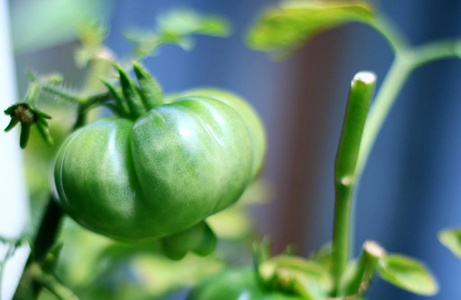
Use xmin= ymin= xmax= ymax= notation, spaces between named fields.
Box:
xmin=246 ymin=0 xmax=374 ymax=57
xmin=124 ymin=9 xmax=231 ymax=58
xmin=74 ymin=21 xmax=109 ymax=67
xmin=378 ymin=254 xmax=438 ymax=296
xmin=259 ymin=256 xmax=332 ymax=300
xmin=438 ymin=228 xmax=461 ymax=259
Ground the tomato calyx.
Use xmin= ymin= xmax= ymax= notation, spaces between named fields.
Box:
xmin=4 ymin=101 xmax=53 ymax=148
xmin=108 ymin=62 xmax=165 ymax=120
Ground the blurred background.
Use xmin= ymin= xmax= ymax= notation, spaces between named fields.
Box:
xmin=2 ymin=0 xmax=461 ymax=299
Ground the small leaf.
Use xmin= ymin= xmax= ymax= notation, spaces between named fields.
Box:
xmin=157 ymin=9 xmax=230 ymax=37
xmin=260 ymin=256 xmax=332 ymax=298
xmin=378 ymin=254 xmax=438 ymax=296
xmin=247 ymin=0 xmax=374 ymax=58
xmin=124 ymin=9 xmax=231 ymax=59
xmin=74 ymin=20 xmax=109 ymax=67
xmin=311 ymin=242 xmax=332 ymax=270
xmin=438 ymin=228 xmax=461 ymax=259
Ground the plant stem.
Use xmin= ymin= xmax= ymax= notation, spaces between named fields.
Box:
xmin=13 ymin=196 xmax=64 ymax=299
xmin=355 ymin=54 xmax=413 ymax=178
xmin=32 ymin=198 xmax=64 ymax=262
xmin=41 ymin=85 xmax=84 ymax=104
xmin=332 ymin=72 xmax=375 ymax=293
xmin=411 ymin=39 xmax=461 ymax=68
xmin=368 ymin=15 xmax=410 ymax=54
xmin=31 ymin=263 xmax=78 ymax=300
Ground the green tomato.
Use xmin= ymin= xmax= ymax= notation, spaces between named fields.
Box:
xmin=188 ymin=268 xmax=305 ymax=300
xmin=54 ymin=84 xmax=266 ymax=247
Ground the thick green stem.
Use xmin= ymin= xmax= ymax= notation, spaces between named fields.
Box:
xmin=332 ymin=72 xmax=375 ymax=292
xmin=339 ymin=241 xmax=385 ymax=297
xmin=31 ymin=264 xmax=78 ymax=300
xmin=32 ymin=198 xmax=64 ymax=262
xmin=14 ymin=196 xmax=64 ymax=299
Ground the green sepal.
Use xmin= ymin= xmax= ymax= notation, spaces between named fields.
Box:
xmin=133 ymin=61 xmax=164 ymax=110
xmin=36 ymin=119 xmax=54 ymax=146
xmin=377 ymin=254 xmax=438 ymax=296
xmin=116 ymin=65 xmax=146 ymax=119
xmin=4 ymin=117 xmax=19 ymax=132
xmin=247 ymin=0 xmax=374 ymax=58
xmin=101 ymin=79 xmax=130 ymax=117
xmin=20 ymin=124 xmax=31 ymax=149
xmin=34 ymin=110 xmax=52 ymax=119
xmin=438 ymin=228 xmax=461 ymax=259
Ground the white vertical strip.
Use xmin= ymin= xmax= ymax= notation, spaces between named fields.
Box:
xmin=0 ymin=0 xmax=31 ymax=299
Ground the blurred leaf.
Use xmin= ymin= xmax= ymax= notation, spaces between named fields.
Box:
xmin=11 ymin=0 xmax=110 ymax=53
xmin=247 ymin=0 xmax=374 ymax=58
xmin=310 ymin=242 xmax=332 ymax=270
xmin=124 ymin=9 xmax=231 ymax=58
xmin=378 ymin=254 xmax=438 ymax=296
xmin=260 ymin=256 xmax=332 ymax=299
xmin=438 ymin=228 xmax=461 ymax=259
xmin=74 ymin=20 xmax=109 ymax=67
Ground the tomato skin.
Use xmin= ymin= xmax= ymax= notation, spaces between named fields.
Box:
xmin=188 ymin=268 xmax=305 ymax=300
xmin=54 ymin=91 xmax=265 ymax=242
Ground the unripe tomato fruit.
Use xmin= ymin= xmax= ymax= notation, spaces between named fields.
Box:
xmin=53 ymin=64 xmax=266 ymax=254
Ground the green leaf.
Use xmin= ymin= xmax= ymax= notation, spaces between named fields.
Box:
xmin=74 ymin=20 xmax=109 ymax=67
xmin=438 ymin=228 xmax=461 ymax=259
xmin=247 ymin=0 xmax=374 ymax=58
xmin=124 ymin=9 xmax=231 ymax=58
xmin=260 ymin=256 xmax=332 ymax=299
xmin=310 ymin=242 xmax=332 ymax=270
xmin=378 ymin=254 xmax=438 ymax=296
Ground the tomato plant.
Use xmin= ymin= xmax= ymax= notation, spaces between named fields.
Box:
xmin=2 ymin=1 xmax=461 ymax=300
